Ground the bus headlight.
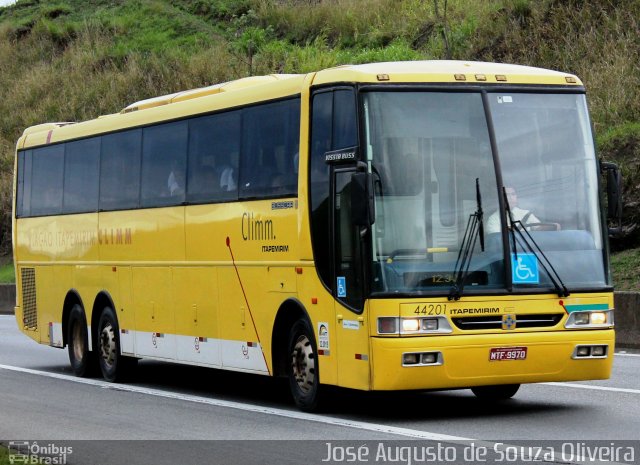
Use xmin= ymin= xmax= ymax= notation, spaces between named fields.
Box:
xmin=565 ymin=310 xmax=614 ymax=329
xmin=401 ymin=318 xmax=420 ymax=332
xmin=377 ymin=316 xmax=453 ymax=335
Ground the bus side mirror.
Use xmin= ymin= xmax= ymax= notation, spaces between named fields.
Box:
xmin=601 ymin=162 xmax=622 ymax=235
xmin=351 ymin=171 xmax=375 ymax=228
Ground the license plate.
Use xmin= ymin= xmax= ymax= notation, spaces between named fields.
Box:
xmin=489 ymin=346 xmax=527 ymax=361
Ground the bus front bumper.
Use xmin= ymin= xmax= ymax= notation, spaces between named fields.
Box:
xmin=370 ymin=330 xmax=614 ymax=391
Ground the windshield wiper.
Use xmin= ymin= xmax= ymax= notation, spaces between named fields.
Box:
xmin=502 ymin=187 xmax=570 ymax=298
xmin=449 ymin=178 xmax=484 ymax=301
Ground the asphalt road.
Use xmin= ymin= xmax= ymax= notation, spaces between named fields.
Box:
xmin=0 ymin=314 xmax=638 ymax=465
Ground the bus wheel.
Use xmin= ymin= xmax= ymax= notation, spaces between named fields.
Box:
xmin=67 ymin=304 xmax=95 ymax=377
xmin=287 ymin=318 xmax=321 ymax=411
xmin=97 ymin=306 xmax=135 ymax=382
xmin=471 ymin=384 xmax=520 ymax=400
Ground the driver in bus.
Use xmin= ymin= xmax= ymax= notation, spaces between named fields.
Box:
xmin=486 ymin=186 xmax=540 ymax=234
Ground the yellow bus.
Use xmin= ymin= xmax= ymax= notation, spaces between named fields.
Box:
xmin=12 ymin=61 xmax=621 ymax=411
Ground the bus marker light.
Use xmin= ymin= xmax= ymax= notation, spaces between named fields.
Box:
xmin=311 ymin=297 xmax=318 ymax=305
xmin=574 ymin=313 xmax=590 ymax=325
xmin=422 ymin=319 xmax=438 ymax=331
xmin=566 ymin=76 xmax=577 ymax=83
xmin=475 ymin=74 xmax=487 ymax=81
xmin=576 ymin=346 xmax=591 ymax=357
xmin=421 ymin=353 xmax=437 ymax=364
xmin=378 ymin=317 xmax=398 ymax=334
xmin=495 ymin=75 xmax=507 ymax=81
xmin=295 ymin=267 xmax=303 ymax=274
xmin=454 ymin=74 xmax=466 ymax=81
xmin=403 ymin=353 xmax=419 ymax=365
xmin=376 ymin=74 xmax=390 ymax=81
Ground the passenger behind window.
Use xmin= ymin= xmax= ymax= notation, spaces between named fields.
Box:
xmin=219 ymin=164 xmax=236 ymax=191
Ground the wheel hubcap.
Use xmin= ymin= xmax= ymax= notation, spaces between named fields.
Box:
xmin=100 ymin=322 xmax=117 ymax=368
xmin=291 ymin=334 xmax=315 ymax=394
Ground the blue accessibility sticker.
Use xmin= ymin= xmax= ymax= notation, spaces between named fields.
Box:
xmin=511 ymin=253 xmax=539 ymax=284
xmin=337 ymin=276 xmax=347 ymax=297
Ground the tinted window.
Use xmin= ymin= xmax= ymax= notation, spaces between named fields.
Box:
xmin=187 ymin=112 xmax=241 ymax=203
xmin=333 ymin=90 xmax=358 ymax=149
xmin=63 ymin=138 xmax=100 ymax=213
xmin=31 ymin=145 xmax=64 ymax=216
xmin=100 ymin=129 xmax=142 ymax=210
xmin=141 ymin=121 xmax=188 ymax=207
xmin=239 ymin=99 xmax=300 ymax=198
xmin=16 ymin=150 xmax=31 ymax=217
xmin=309 ymin=91 xmax=335 ymax=287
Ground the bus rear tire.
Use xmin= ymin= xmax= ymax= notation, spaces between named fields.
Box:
xmin=97 ymin=306 xmax=136 ymax=382
xmin=471 ymin=384 xmax=520 ymax=400
xmin=287 ymin=318 xmax=321 ymax=411
xmin=67 ymin=304 xmax=96 ymax=377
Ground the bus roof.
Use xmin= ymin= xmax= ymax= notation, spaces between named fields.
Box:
xmin=18 ymin=60 xmax=582 ymax=150
xmin=312 ymin=60 xmax=582 ymax=86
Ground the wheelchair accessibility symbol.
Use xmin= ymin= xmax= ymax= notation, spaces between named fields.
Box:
xmin=337 ymin=276 xmax=347 ymax=298
xmin=511 ymin=253 xmax=539 ymax=284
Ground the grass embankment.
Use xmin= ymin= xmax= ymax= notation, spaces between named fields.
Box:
xmin=0 ymin=445 xmax=11 ymax=465
xmin=0 ymin=0 xmax=638 ymax=249
xmin=611 ymin=248 xmax=640 ymax=291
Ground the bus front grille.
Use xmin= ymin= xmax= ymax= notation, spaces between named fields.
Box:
xmin=21 ymin=268 xmax=37 ymax=330
xmin=451 ymin=314 xmax=563 ymax=331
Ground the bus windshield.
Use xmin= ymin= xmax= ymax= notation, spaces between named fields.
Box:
xmin=363 ymin=90 xmax=607 ymax=295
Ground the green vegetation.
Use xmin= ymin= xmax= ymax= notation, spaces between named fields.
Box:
xmin=0 ymin=261 xmax=14 ymax=283
xmin=0 ymin=0 xmax=638 ymax=278
xmin=0 ymin=445 xmax=11 ymax=465
xmin=611 ymin=248 xmax=640 ymax=291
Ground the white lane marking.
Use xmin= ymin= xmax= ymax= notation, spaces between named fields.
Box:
xmin=615 ymin=352 xmax=640 ymax=358
xmin=0 ymin=363 xmax=468 ymax=442
xmin=543 ymin=382 xmax=640 ymax=395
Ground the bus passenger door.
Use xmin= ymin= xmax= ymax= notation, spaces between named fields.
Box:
xmin=333 ymin=169 xmax=371 ymax=390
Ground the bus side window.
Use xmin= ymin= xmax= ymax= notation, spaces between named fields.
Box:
xmin=100 ymin=129 xmax=142 ymax=211
xmin=31 ymin=145 xmax=64 ymax=216
xmin=16 ymin=150 xmax=32 ymax=218
xmin=141 ymin=121 xmax=188 ymax=207
xmin=63 ymin=138 xmax=100 ymax=214
xmin=239 ymin=98 xmax=300 ymax=199
xmin=187 ymin=111 xmax=240 ymax=203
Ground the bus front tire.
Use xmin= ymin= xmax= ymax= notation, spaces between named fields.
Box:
xmin=97 ymin=306 xmax=136 ymax=382
xmin=287 ymin=318 xmax=321 ymax=411
xmin=471 ymin=384 xmax=520 ymax=400
xmin=67 ymin=304 xmax=96 ymax=377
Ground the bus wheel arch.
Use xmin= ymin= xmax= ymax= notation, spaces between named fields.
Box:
xmin=91 ymin=291 xmax=136 ymax=382
xmin=272 ymin=299 xmax=310 ymax=377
